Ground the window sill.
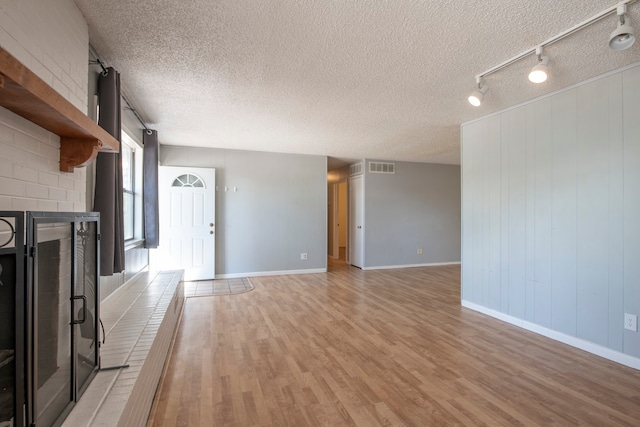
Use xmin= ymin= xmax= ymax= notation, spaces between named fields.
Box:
xmin=125 ymin=239 xmax=145 ymax=251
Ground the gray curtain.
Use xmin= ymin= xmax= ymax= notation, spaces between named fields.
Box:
xmin=93 ymin=67 xmax=125 ymax=276
xmin=143 ymin=129 xmax=159 ymax=248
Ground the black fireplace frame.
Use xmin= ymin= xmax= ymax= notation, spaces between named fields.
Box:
xmin=0 ymin=211 xmax=101 ymax=427
xmin=0 ymin=211 xmax=25 ymax=427
xmin=25 ymin=211 xmax=100 ymax=427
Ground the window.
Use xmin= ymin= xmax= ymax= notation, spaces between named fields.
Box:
xmin=122 ymin=143 xmax=134 ymax=240
xmin=172 ymin=173 xmax=204 ymax=188
xmin=120 ymin=131 xmax=144 ymax=244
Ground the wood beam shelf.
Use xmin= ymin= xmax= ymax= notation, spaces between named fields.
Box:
xmin=0 ymin=47 xmax=118 ymax=172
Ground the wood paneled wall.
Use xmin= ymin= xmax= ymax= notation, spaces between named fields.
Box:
xmin=461 ymin=63 xmax=640 ymax=363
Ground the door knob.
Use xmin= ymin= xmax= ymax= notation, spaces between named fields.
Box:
xmin=210 ymin=231 xmax=214 ymax=234
xmin=210 ymin=223 xmax=214 ymax=227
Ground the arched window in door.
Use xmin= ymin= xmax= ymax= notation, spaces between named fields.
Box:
xmin=172 ymin=173 xmax=205 ymax=188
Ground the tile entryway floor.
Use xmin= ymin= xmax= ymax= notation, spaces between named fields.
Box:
xmin=183 ymin=277 xmax=253 ymax=297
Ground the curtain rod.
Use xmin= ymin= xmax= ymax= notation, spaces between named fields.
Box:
xmin=89 ymin=46 xmax=150 ymax=132
xmin=122 ymin=95 xmax=150 ymax=132
xmin=89 ymin=57 xmax=108 ymax=75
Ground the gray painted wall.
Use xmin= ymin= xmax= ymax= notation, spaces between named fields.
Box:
xmin=363 ymin=160 xmax=461 ymax=268
xmin=461 ymin=63 xmax=640 ymax=359
xmin=161 ymin=146 xmax=327 ymax=276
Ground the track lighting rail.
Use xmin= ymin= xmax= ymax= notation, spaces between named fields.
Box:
xmin=475 ymin=0 xmax=635 ymax=82
xmin=469 ymin=0 xmax=636 ymax=106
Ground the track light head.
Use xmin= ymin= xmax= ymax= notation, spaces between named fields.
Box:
xmin=609 ymin=3 xmax=636 ymax=51
xmin=468 ymin=83 xmax=488 ymax=107
xmin=529 ymin=51 xmax=549 ymax=83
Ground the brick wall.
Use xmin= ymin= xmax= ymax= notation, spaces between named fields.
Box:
xmin=0 ymin=0 xmax=89 ymax=212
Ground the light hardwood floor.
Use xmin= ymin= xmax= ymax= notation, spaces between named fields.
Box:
xmin=148 ymin=260 xmax=640 ymax=426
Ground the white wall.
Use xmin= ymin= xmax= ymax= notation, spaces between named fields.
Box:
xmin=161 ymin=146 xmax=327 ymax=277
xmin=461 ymin=62 xmax=640 ymax=367
xmin=0 ymin=0 xmax=89 ymax=212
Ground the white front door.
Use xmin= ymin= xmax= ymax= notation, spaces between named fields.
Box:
xmin=349 ymin=175 xmax=364 ymax=268
xmin=158 ymin=166 xmax=215 ymax=280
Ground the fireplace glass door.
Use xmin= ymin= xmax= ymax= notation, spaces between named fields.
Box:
xmin=73 ymin=221 xmax=98 ymax=398
xmin=26 ymin=212 xmax=99 ymax=427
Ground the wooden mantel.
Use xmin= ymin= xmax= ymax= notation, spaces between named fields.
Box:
xmin=0 ymin=47 xmax=119 ymax=172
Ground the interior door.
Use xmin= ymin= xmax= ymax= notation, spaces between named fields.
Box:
xmin=158 ymin=167 xmax=216 ymax=280
xmin=349 ymin=175 xmax=364 ymax=268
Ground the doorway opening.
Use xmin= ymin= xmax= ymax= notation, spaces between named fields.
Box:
xmin=336 ymin=181 xmax=347 ymax=261
xmin=329 ymin=179 xmax=349 ymax=264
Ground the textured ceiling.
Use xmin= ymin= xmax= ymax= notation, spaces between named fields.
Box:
xmin=73 ymin=0 xmax=640 ymax=165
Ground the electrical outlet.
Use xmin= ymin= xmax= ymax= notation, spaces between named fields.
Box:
xmin=624 ymin=313 xmax=637 ymax=332
xmin=417 ymin=248 xmax=423 ymax=254
xmin=301 ymin=252 xmax=308 ymax=260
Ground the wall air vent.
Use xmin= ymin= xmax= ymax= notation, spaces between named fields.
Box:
xmin=350 ymin=162 xmax=363 ymax=176
xmin=369 ymin=161 xmax=395 ymax=174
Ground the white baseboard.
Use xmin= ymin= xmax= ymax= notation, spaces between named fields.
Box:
xmin=362 ymin=261 xmax=461 ymax=271
xmin=461 ymin=300 xmax=640 ymax=371
xmin=215 ymin=268 xmax=327 ymax=279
